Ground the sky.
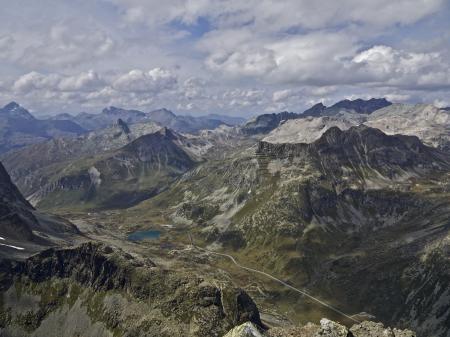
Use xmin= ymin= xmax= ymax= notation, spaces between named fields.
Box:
xmin=0 ymin=0 xmax=449 ymax=117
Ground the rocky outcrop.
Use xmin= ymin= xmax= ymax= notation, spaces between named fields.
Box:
xmin=0 ymin=242 xmax=262 ymax=337
xmin=227 ymin=319 xmax=416 ymax=337
xmin=258 ymin=126 xmax=450 ymax=184
xmin=350 ymin=321 xmax=415 ymax=337
xmin=242 ymin=112 xmax=300 ymax=135
xmin=327 ymin=98 xmax=392 ymax=115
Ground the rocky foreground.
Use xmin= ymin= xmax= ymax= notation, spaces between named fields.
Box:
xmin=0 ymin=241 xmax=418 ymax=337
xmin=225 ymin=319 xmax=415 ymax=337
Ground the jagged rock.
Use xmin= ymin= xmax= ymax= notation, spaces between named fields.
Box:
xmin=314 ymin=319 xmax=350 ymax=337
xmin=223 ymin=322 xmax=264 ymax=337
xmin=242 ymin=111 xmax=300 ymax=135
xmin=350 ymin=321 xmax=416 ymax=337
xmin=265 ymin=319 xmax=416 ymax=337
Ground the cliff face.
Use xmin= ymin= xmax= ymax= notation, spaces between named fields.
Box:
xmin=0 ymin=161 xmax=79 ymax=255
xmin=0 ymin=242 xmax=262 ymax=337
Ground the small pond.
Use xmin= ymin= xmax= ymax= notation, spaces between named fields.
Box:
xmin=127 ymin=230 xmax=161 ymax=241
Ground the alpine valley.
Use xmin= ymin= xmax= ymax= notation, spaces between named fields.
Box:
xmin=1 ymin=98 xmax=449 ymax=337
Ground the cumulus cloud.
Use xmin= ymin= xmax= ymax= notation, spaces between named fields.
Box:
xmin=112 ymin=68 xmax=177 ymax=93
xmin=3 ymin=25 xmax=116 ymax=70
xmin=352 ymin=45 xmax=450 ymax=89
xmin=0 ymin=0 xmax=450 ymax=115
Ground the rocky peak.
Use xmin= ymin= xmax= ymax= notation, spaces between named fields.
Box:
xmin=116 ymin=118 xmax=131 ymax=134
xmin=3 ymin=101 xmax=21 ymax=111
xmin=257 ymin=125 xmax=450 ymax=182
xmin=0 ymin=161 xmax=33 ymax=209
xmin=1 ymin=101 xmax=35 ymax=120
xmin=102 ymin=106 xmax=120 ymax=114
xmin=330 ymin=98 xmax=392 ymax=114
xmin=156 ymin=126 xmax=178 ymax=140
xmin=147 ymin=108 xmax=177 ymax=125
xmin=302 ymin=102 xmax=327 ymax=117
xmin=242 ymin=111 xmax=300 ymax=135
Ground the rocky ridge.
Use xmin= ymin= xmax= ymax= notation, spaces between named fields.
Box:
xmin=0 ymin=242 xmax=262 ymax=337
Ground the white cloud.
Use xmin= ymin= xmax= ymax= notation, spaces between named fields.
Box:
xmin=112 ymin=68 xmax=177 ymax=93
xmin=58 ymin=71 xmax=105 ymax=92
xmin=0 ymin=0 xmax=449 ymax=115
xmin=352 ymin=45 xmax=450 ymax=89
xmin=13 ymin=72 xmax=61 ymax=93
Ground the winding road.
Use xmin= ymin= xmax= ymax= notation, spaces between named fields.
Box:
xmin=189 ymin=234 xmax=360 ymax=324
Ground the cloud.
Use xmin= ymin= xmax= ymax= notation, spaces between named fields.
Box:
xmin=112 ymin=0 xmax=444 ymax=31
xmin=0 ymin=0 xmax=450 ymax=115
xmin=6 ymin=25 xmax=116 ymax=69
xmin=112 ymin=68 xmax=177 ymax=93
xmin=352 ymin=45 xmax=450 ymax=89
xmin=58 ymin=71 xmax=105 ymax=92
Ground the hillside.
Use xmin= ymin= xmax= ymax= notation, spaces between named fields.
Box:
xmin=127 ymin=126 xmax=450 ymax=337
xmin=0 ymin=161 xmax=79 ymax=259
xmin=263 ymin=103 xmax=450 ymax=150
xmin=28 ymin=128 xmax=197 ymax=209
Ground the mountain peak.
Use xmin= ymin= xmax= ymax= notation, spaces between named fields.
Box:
xmin=156 ymin=126 xmax=178 ymax=140
xmin=149 ymin=108 xmax=176 ymax=117
xmin=330 ymin=98 xmax=392 ymax=114
xmin=1 ymin=101 xmax=35 ymax=120
xmin=3 ymin=101 xmax=21 ymax=111
xmin=102 ymin=106 xmax=120 ymax=114
xmin=302 ymin=102 xmax=327 ymax=117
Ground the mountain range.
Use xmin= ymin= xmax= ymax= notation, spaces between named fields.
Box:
xmin=137 ymin=124 xmax=450 ymax=336
xmin=264 ymin=103 xmax=450 ymax=150
xmin=0 ymin=102 xmax=86 ymax=154
xmin=1 ymin=97 xmax=450 ymax=337
xmin=49 ymin=106 xmax=240 ymax=133
xmin=241 ymin=98 xmax=392 ymax=135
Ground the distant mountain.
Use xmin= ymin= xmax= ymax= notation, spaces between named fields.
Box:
xmin=1 ymin=119 xmax=161 ymax=198
xmin=204 ymin=114 xmax=246 ymax=126
xmin=241 ymin=111 xmax=300 ymax=135
xmin=365 ymin=103 xmax=450 ymax=150
xmin=27 ymin=128 xmax=197 ymax=209
xmin=241 ymin=98 xmax=391 ymax=136
xmin=264 ymin=103 xmax=450 ymax=150
xmin=0 ymin=102 xmax=86 ymax=153
xmin=327 ymin=98 xmax=392 ymax=114
xmin=301 ymin=98 xmax=392 ymax=117
xmin=147 ymin=108 xmax=226 ymax=133
xmin=50 ymin=107 xmax=228 ymax=134
xmin=263 ymin=111 xmax=366 ymax=144
xmin=50 ymin=106 xmax=151 ymax=131
xmin=301 ymin=102 xmax=327 ymax=117
xmin=0 ymin=161 xmax=78 ymax=258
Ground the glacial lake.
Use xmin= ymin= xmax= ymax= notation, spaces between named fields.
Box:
xmin=127 ymin=230 xmax=161 ymax=241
